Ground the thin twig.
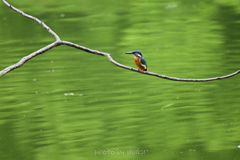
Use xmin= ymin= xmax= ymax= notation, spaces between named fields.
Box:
xmin=0 ymin=0 xmax=239 ymax=81
xmin=1 ymin=0 xmax=61 ymax=41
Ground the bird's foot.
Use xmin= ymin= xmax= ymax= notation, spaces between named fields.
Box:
xmin=140 ymin=69 xmax=144 ymax=73
xmin=137 ymin=68 xmax=140 ymax=72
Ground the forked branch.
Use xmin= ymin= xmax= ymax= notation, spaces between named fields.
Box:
xmin=0 ymin=0 xmax=239 ymax=81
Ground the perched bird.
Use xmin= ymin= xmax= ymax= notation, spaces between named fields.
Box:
xmin=125 ymin=50 xmax=147 ymax=72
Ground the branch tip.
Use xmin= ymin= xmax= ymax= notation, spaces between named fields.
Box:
xmin=0 ymin=71 xmax=3 ymax=78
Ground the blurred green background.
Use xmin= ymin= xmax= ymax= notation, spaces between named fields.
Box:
xmin=1 ymin=0 xmax=240 ymax=159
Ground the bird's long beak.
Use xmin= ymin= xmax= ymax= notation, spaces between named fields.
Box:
xmin=125 ymin=52 xmax=133 ymax=54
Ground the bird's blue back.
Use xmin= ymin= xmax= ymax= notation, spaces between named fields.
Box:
xmin=141 ymin=57 xmax=147 ymax=70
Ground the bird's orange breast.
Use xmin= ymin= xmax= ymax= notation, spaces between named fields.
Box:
xmin=134 ymin=56 xmax=145 ymax=70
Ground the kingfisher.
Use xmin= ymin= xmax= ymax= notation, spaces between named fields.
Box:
xmin=125 ymin=50 xmax=147 ymax=72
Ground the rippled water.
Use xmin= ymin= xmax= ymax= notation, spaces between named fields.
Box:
xmin=1 ymin=0 xmax=240 ymax=159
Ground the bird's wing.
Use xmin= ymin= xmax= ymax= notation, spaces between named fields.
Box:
xmin=141 ymin=58 xmax=147 ymax=67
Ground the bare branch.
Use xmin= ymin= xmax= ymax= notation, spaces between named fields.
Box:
xmin=1 ymin=0 xmax=239 ymax=81
xmin=1 ymin=41 xmax=60 ymax=75
xmin=1 ymin=0 xmax=60 ymax=41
